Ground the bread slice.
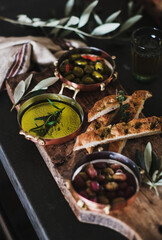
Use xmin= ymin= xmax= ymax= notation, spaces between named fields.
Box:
xmin=108 ymin=90 xmax=152 ymax=153
xmin=88 ymin=93 xmax=131 ymax=122
xmin=74 ymin=116 xmax=162 ymax=151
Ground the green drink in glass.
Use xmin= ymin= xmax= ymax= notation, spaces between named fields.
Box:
xmin=131 ymin=27 xmax=162 ymax=82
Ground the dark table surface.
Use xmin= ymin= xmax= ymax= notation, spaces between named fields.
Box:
xmin=0 ymin=1 xmax=162 ymax=240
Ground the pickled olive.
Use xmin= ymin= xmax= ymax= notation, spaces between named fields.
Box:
xmin=70 ymin=54 xmax=81 ymax=60
xmin=113 ymin=173 xmax=127 ymax=181
xmin=75 ymin=59 xmax=87 ymax=66
xmin=92 ymin=71 xmax=104 ymax=81
xmin=98 ymin=195 xmax=110 ymax=204
xmin=72 ymin=160 xmax=137 ymax=211
xmin=104 ymin=167 xmax=114 ymax=175
xmin=73 ymin=66 xmax=84 ymax=77
xmin=79 ymin=171 xmax=88 ymax=180
xmin=84 ymin=65 xmax=94 ymax=74
xmin=73 ymin=78 xmax=82 ymax=84
xmin=86 ymin=187 xmax=96 ymax=197
xmin=95 ymin=61 xmax=104 ymax=72
xmin=82 ymin=76 xmax=95 ymax=84
xmin=65 ymin=74 xmax=75 ymax=81
xmin=105 ymin=182 xmax=118 ymax=191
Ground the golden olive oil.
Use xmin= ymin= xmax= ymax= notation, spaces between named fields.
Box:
xmin=21 ymin=101 xmax=81 ymax=139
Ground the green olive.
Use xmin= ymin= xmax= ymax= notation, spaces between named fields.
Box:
xmin=73 ymin=66 xmax=84 ymax=77
xmin=65 ymin=74 xmax=75 ymax=81
xmin=75 ymin=59 xmax=87 ymax=66
xmin=92 ymin=71 xmax=104 ymax=81
xmin=73 ymin=78 xmax=82 ymax=84
xmin=84 ymin=65 xmax=94 ymax=74
xmin=95 ymin=61 xmax=104 ymax=72
xmin=70 ymin=54 xmax=81 ymax=60
xmin=82 ymin=75 xmax=95 ymax=84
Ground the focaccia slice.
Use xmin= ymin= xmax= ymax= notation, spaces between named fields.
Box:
xmin=74 ymin=116 xmax=162 ymax=151
xmin=108 ymin=90 xmax=152 ymax=153
xmin=88 ymin=93 xmax=131 ymax=122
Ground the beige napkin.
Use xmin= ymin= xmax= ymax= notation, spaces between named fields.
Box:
xmin=0 ymin=36 xmax=86 ymax=90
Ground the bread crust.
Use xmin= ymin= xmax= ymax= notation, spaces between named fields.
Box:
xmin=74 ymin=116 xmax=162 ymax=151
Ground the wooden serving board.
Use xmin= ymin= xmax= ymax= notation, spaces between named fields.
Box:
xmin=6 ymin=66 xmax=162 ymax=240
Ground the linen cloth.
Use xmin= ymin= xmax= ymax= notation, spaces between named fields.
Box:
xmin=0 ymin=36 xmax=86 ymax=90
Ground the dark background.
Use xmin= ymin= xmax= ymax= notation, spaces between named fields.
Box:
xmin=0 ymin=0 xmax=162 ymax=240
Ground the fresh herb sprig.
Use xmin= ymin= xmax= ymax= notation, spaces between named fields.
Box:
xmin=136 ymin=142 xmax=162 ymax=197
xmin=115 ymin=90 xmax=131 ymax=123
xmin=29 ymin=99 xmax=65 ymax=137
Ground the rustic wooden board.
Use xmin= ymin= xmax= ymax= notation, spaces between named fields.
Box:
xmin=6 ymin=67 xmax=162 ymax=240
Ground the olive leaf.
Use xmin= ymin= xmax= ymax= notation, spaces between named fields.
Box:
xmin=117 ymin=14 xmax=142 ymax=34
xmin=105 ymin=10 xmax=121 ymax=23
xmin=0 ymin=0 xmax=143 ymax=41
xmin=144 ymin=142 xmax=152 ymax=174
xmin=91 ymin=23 xmax=120 ymax=36
xmin=155 ymin=179 xmax=162 ymax=186
xmin=29 ymin=76 xmax=59 ymax=93
xmin=93 ymin=13 xmax=103 ymax=25
xmin=13 ymin=80 xmax=26 ymax=105
xmin=66 ymin=16 xmax=79 ymax=26
xmin=24 ymin=73 xmax=33 ymax=90
xmin=136 ymin=142 xmax=162 ymax=196
xmin=65 ymin=0 xmax=75 ymax=16
xmin=78 ymin=0 xmax=99 ymax=28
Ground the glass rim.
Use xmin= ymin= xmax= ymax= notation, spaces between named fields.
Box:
xmin=131 ymin=26 xmax=162 ymax=42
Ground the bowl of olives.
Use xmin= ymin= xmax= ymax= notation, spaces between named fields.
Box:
xmin=70 ymin=151 xmax=141 ymax=214
xmin=56 ymin=47 xmax=116 ymax=92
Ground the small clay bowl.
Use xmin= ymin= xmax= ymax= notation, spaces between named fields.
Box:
xmin=17 ymin=93 xmax=84 ymax=145
xmin=70 ymin=151 xmax=141 ymax=214
xmin=55 ymin=47 xmax=116 ymax=92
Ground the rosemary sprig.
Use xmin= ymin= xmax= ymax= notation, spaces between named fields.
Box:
xmin=136 ymin=142 xmax=162 ymax=197
xmin=29 ymin=99 xmax=65 ymax=137
xmin=115 ymin=90 xmax=131 ymax=123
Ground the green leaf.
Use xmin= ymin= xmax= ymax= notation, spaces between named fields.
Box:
xmin=135 ymin=149 xmax=146 ymax=171
xmin=66 ymin=16 xmax=79 ymax=26
xmin=152 ymin=170 xmax=159 ymax=182
xmin=91 ymin=23 xmax=120 ymax=36
xmin=155 ymin=179 xmax=162 ymax=186
xmin=150 ymin=152 xmax=161 ymax=177
xmin=17 ymin=14 xmax=32 ymax=24
xmin=30 ymin=77 xmax=59 ymax=93
xmin=78 ymin=0 xmax=99 ymax=28
xmin=24 ymin=73 xmax=33 ymax=91
xmin=144 ymin=142 xmax=152 ymax=174
xmin=93 ymin=13 xmax=103 ymax=25
xmin=65 ymin=0 xmax=75 ymax=16
xmin=13 ymin=80 xmax=26 ymax=105
xmin=118 ymin=15 xmax=142 ymax=34
xmin=45 ymin=20 xmax=60 ymax=27
xmin=105 ymin=10 xmax=121 ymax=23
xmin=142 ymin=175 xmax=152 ymax=186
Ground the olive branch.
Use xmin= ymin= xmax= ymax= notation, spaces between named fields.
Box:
xmin=0 ymin=0 xmax=143 ymax=41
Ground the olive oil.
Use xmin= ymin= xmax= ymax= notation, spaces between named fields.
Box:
xmin=21 ymin=101 xmax=81 ymax=139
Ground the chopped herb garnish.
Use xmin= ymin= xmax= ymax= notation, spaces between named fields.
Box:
xmin=116 ymin=90 xmax=126 ymax=103
xmin=29 ymin=99 xmax=65 ymax=137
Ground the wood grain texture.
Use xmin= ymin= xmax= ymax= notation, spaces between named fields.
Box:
xmin=6 ymin=67 xmax=162 ymax=240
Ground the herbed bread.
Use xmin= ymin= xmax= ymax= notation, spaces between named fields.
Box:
xmin=74 ymin=116 xmax=162 ymax=151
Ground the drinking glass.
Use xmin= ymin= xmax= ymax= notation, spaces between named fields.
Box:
xmin=131 ymin=27 xmax=162 ymax=82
